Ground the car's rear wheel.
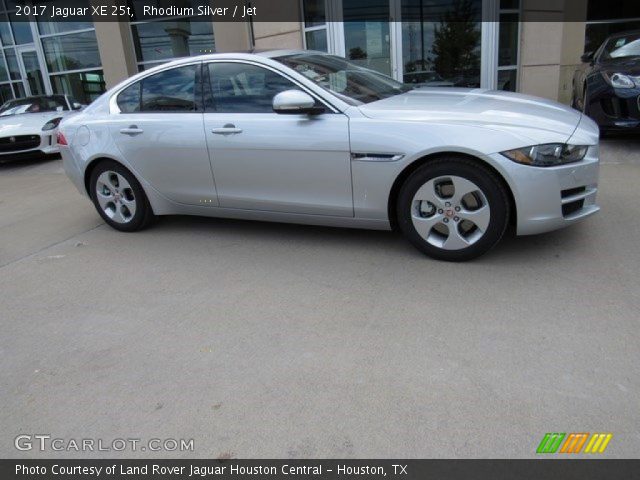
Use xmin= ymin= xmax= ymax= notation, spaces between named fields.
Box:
xmin=396 ymin=157 xmax=510 ymax=261
xmin=90 ymin=160 xmax=155 ymax=232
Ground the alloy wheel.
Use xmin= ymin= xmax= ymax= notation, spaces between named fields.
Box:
xmin=95 ymin=171 xmax=137 ymax=224
xmin=411 ymin=175 xmax=491 ymax=250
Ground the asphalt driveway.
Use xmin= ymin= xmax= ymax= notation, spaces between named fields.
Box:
xmin=1 ymin=138 xmax=639 ymax=458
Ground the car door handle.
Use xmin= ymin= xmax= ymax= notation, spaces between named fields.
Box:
xmin=212 ymin=124 xmax=242 ymax=135
xmin=120 ymin=126 xmax=144 ymax=136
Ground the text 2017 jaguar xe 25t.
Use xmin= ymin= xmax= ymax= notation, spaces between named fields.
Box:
xmin=60 ymin=51 xmax=600 ymax=261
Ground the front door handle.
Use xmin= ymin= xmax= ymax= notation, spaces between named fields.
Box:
xmin=212 ymin=124 xmax=242 ymax=135
xmin=120 ymin=125 xmax=144 ymax=136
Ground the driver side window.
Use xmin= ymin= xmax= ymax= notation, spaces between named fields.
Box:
xmin=207 ymin=62 xmax=307 ymax=113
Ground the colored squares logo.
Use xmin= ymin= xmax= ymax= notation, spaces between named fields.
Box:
xmin=537 ymin=433 xmax=612 ymax=454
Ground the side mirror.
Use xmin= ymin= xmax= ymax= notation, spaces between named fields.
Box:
xmin=581 ymin=51 xmax=594 ymax=63
xmin=72 ymin=102 xmax=84 ymax=110
xmin=273 ymin=90 xmax=324 ymax=115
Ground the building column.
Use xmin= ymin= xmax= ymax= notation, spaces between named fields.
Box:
xmin=211 ymin=22 xmax=252 ymax=52
xmin=249 ymin=0 xmax=303 ymax=50
xmin=518 ymin=0 xmax=587 ymax=103
xmin=93 ymin=20 xmax=138 ymax=88
xmin=91 ymin=0 xmax=137 ymax=88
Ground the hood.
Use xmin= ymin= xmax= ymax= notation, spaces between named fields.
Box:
xmin=0 ymin=112 xmax=66 ymax=135
xmin=597 ymin=57 xmax=640 ymax=76
xmin=358 ymin=88 xmax=583 ymax=142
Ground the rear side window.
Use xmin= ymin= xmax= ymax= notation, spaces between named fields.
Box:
xmin=141 ymin=65 xmax=198 ymax=112
xmin=117 ymin=83 xmax=140 ymax=113
xmin=207 ymin=62 xmax=303 ymax=113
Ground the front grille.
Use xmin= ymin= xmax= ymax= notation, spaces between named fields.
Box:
xmin=0 ymin=134 xmax=40 ymax=153
xmin=562 ymin=199 xmax=585 ymax=217
xmin=561 ymin=186 xmax=586 ymax=198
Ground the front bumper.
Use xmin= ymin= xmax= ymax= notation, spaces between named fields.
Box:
xmin=586 ymin=80 xmax=640 ymax=131
xmin=492 ymin=145 xmax=600 ymax=236
xmin=0 ymin=131 xmax=60 ymax=159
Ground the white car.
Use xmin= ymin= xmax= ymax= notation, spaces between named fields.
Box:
xmin=0 ymin=95 xmax=82 ymax=162
xmin=60 ymin=51 xmax=599 ymax=261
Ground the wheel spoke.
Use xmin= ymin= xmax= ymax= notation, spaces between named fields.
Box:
xmin=116 ymin=173 xmax=132 ymax=191
xmin=95 ymin=189 xmax=112 ymax=211
xmin=450 ymin=176 xmax=480 ymax=205
xmin=460 ymin=204 xmax=490 ymax=232
xmin=411 ymin=213 xmax=444 ymax=239
xmin=120 ymin=197 xmax=136 ymax=219
xmin=111 ymin=206 xmax=124 ymax=223
xmin=443 ymin=225 xmax=471 ymax=250
xmin=413 ymin=179 xmax=444 ymax=207
xmin=95 ymin=170 xmax=137 ymax=224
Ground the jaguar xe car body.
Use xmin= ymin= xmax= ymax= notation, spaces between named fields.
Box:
xmin=0 ymin=95 xmax=82 ymax=161
xmin=60 ymin=51 xmax=600 ymax=261
xmin=573 ymin=30 xmax=640 ymax=133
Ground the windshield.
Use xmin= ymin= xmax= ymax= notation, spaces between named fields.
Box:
xmin=601 ymin=32 xmax=640 ymax=60
xmin=274 ymin=53 xmax=409 ymax=105
xmin=0 ymin=96 xmax=68 ymax=116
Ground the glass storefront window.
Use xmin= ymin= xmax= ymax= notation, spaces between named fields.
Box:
xmin=0 ymin=15 xmax=13 ymax=45
xmin=4 ymin=47 xmax=19 ymax=80
xmin=402 ymin=0 xmax=482 ymax=87
xmin=304 ymin=0 xmax=326 ymax=27
xmin=0 ymin=52 xmax=7 ymax=82
xmin=38 ymin=21 xmax=94 ymax=36
xmin=36 ymin=0 xmax=93 ymax=35
xmin=305 ymin=29 xmax=328 ymax=52
xmin=500 ymin=0 xmax=519 ymax=9
xmin=131 ymin=18 xmax=215 ymax=65
xmin=343 ymin=0 xmax=392 ymax=76
xmin=50 ymin=70 xmax=105 ymax=104
xmin=8 ymin=12 xmax=32 ymax=44
xmin=498 ymin=13 xmax=518 ymax=67
xmin=497 ymin=68 xmax=516 ymax=92
xmin=11 ymin=80 xmax=24 ymax=98
xmin=42 ymin=30 xmax=101 ymax=73
xmin=0 ymin=82 xmax=12 ymax=103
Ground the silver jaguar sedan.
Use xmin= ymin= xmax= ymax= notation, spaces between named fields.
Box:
xmin=60 ymin=51 xmax=600 ymax=261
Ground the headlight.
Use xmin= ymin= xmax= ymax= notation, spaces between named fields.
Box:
xmin=502 ymin=144 xmax=588 ymax=167
xmin=602 ymin=72 xmax=636 ymax=89
xmin=42 ymin=117 xmax=62 ymax=131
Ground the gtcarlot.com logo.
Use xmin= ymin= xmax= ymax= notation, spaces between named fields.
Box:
xmin=14 ymin=435 xmax=194 ymax=453
xmin=536 ymin=433 xmax=612 ymax=454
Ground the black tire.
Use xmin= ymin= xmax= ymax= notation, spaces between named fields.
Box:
xmin=89 ymin=160 xmax=155 ymax=232
xmin=396 ymin=157 xmax=510 ymax=261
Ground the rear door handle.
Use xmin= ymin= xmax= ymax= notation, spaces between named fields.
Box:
xmin=212 ymin=124 xmax=242 ymax=135
xmin=120 ymin=126 xmax=144 ymax=136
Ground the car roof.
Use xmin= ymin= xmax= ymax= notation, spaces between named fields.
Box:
xmin=8 ymin=94 xmax=67 ymax=100
xmin=147 ymin=50 xmax=328 ymax=67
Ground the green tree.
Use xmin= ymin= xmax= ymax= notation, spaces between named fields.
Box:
xmin=429 ymin=0 xmax=480 ymax=81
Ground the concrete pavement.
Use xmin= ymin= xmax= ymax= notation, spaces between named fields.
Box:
xmin=1 ymin=141 xmax=639 ymax=458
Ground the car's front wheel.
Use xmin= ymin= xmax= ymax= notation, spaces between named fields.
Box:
xmin=396 ymin=157 xmax=510 ymax=261
xmin=90 ymin=160 xmax=155 ymax=232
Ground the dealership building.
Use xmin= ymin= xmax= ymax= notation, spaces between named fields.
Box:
xmin=0 ymin=0 xmax=638 ymax=106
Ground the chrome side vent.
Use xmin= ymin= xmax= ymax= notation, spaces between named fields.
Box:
xmin=351 ymin=153 xmax=404 ymax=162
